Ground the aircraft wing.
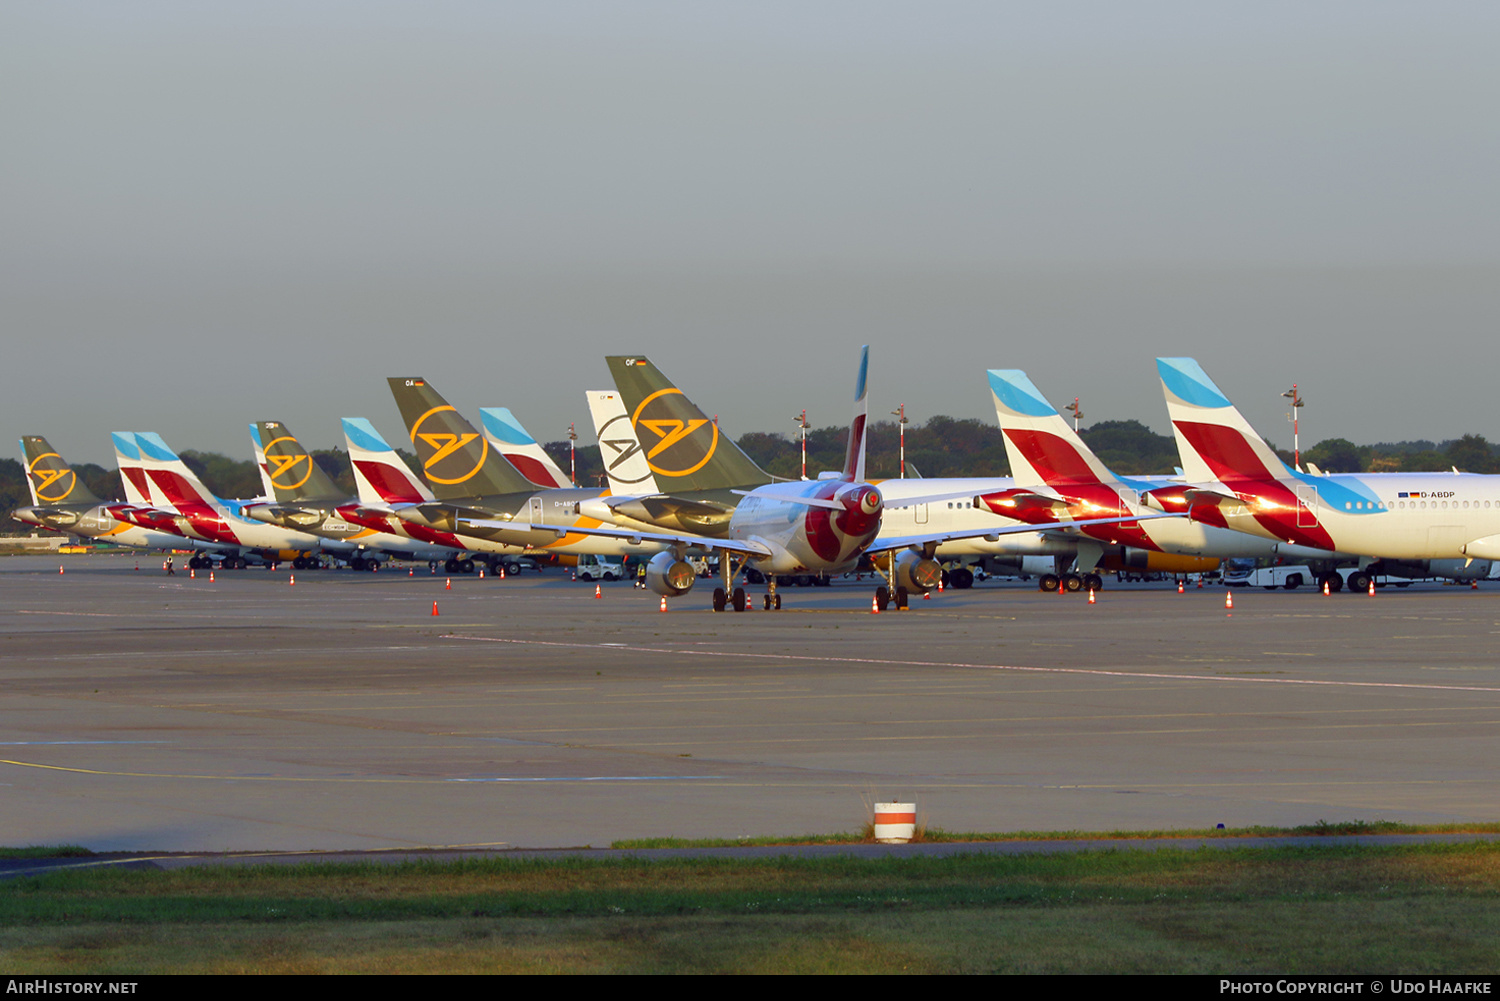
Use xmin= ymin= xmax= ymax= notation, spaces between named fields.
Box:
xmin=456 ymin=518 xmax=775 ymax=558
xmin=867 ymin=512 xmax=1181 ymax=556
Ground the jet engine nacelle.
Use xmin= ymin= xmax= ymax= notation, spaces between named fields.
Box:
xmin=646 ymin=551 xmax=697 ymax=597
xmin=1374 ymin=557 xmax=1493 ymax=581
xmin=893 ymin=550 xmax=942 ymax=594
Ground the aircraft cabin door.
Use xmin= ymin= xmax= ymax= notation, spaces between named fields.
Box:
xmin=530 ymin=496 xmax=544 ymax=526
xmin=915 ymin=503 xmax=928 ymax=525
xmin=1296 ymin=484 xmax=1318 ymax=528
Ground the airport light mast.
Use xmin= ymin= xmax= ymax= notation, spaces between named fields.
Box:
xmin=794 ymin=410 xmax=809 ymax=480
xmin=891 ymin=404 xmax=908 ymax=478
xmin=1065 ymin=398 xmax=1084 ymax=433
xmin=567 ymin=423 xmax=577 ymax=485
xmin=1282 ymin=385 xmax=1304 ymax=469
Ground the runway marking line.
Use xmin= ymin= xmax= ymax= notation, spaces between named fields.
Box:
xmin=0 ymin=758 xmax=718 ymax=784
xmin=440 ymin=634 xmax=1500 ymax=695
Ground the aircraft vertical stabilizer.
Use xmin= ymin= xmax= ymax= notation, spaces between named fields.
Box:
xmin=387 ymin=378 xmax=537 ymax=499
xmin=988 ymin=370 xmax=1120 ymax=491
xmin=342 ymin=418 xmax=435 ymax=507
xmin=1157 ymin=358 xmax=1291 ymax=486
xmin=479 ymin=408 xmax=571 ymax=489
xmin=250 ymin=421 xmax=346 ymax=503
xmin=19 ymin=436 xmax=104 ymax=508
xmin=605 ymin=356 xmax=770 ymax=493
xmin=110 ymin=432 xmax=156 ymax=506
xmin=586 ymin=390 xmax=660 ymax=495
xmin=842 ymin=346 xmax=870 ymax=482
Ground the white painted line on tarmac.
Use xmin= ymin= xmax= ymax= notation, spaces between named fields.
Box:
xmin=441 ymin=633 xmax=1500 ymax=694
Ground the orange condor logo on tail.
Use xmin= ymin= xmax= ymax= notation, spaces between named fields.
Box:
xmin=28 ymin=454 xmax=76 ymax=503
xmin=410 ymin=406 xmax=489 ymax=485
xmin=262 ymin=437 xmax=314 ymax=490
xmin=631 ymin=389 xmax=718 ymax=478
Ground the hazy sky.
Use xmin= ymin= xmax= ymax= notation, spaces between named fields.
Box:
xmin=5 ymin=2 xmax=1499 ymax=465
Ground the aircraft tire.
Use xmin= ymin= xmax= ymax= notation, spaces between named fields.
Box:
xmin=1039 ymin=574 xmax=1060 ymax=593
xmin=1084 ymin=573 xmax=1103 ymax=592
xmin=1064 ymin=574 xmax=1084 ymax=592
xmin=950 ymin=568 xmax=974 ymax=589
xmin=896 ymin=586 xmax=909 ymax=610
xmin=1347 ymin=571 xmax=1371 ymax=592
xmin=712 ymin=587 xmax=727 ymax=612
xmin=732 ymin=587 xmax=747 ymax=612
xmin=773 ymin=592 xmax=782 ymax=609
xmin=875 ymin=586 xmax=890 ymax=611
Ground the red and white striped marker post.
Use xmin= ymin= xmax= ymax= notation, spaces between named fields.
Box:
xmin=873 ymin=802 xmax=916 ymax=843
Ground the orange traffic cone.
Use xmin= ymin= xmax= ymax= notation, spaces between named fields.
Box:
xmin=289 ymin=574 xmax=295 ymax=586
xmin=500 ymin=567 xmax=506 ymax=580
xmin=1323 ymin=579 xmax=1330 ymax=596
xmin=1178 ymin=580 xmax=1184 ymax=593
xmin=210 ymin=571 xmax=215 ymax=582
xmin=594 ymin=584 xmax=602 ymax=598
xmin=923 ymin=590 xmax=931 ymax=600
xmin=58 ymin=565 xmax=64 ymax=574
xmin=409 ymin=568 xmax=414 ymax=576
xmin=871 ymin=594 xmax=881 ymax=614
xmin=431 ymin=601 xmax=439 ymax=616
xmin=445 ymin=577 xmax=451 ymax=590
xmin=1225 ymin=590 xmax=1233 ymax=610
xmin=1368 ymin=578 xmax=1376 ymax=596
xmin=659 ymin=596 xmax=668 ymax=612
xmin=1473 ymin=581 xmax=1480 ymax=590
xmin=1088 ymin=588 xmax=1095 ymax=604
xmin=190 ymin=568 xmax=195 ymax=579
xmin=478 ymin=569 xmax=485 ymax=579
xmin=1057 ymin=577 xmax=1065 ymax=595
